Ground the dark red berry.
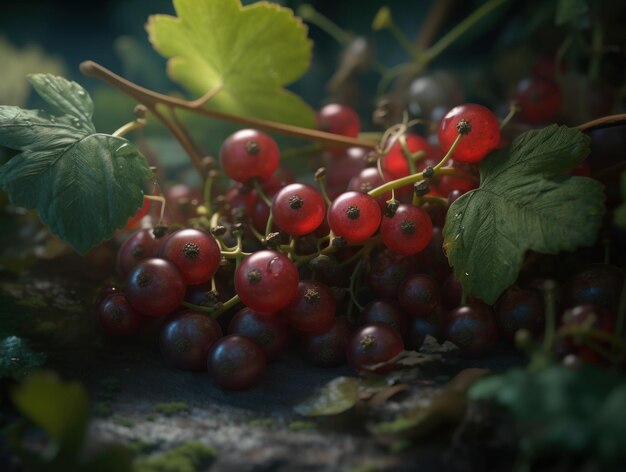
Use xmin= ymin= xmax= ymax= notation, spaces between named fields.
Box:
xmin=208 ymin=335 xmax=267 ymax=390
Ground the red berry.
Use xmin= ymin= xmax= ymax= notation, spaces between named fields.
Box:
xmin=271 ymin=183 xmax=326 ymax=236
xmin=327 ymin=191 xmax=381 ymax=243
xmin=159 ymin=310 xmax=223 ymax=371
xmin=234 ymin=250 xmax=299 ymax=314
xmin=346 ymin=323 xmax=404 ymax=373
xmin=126 ymin=258 xmax=186 ymax=317
xmin=398 ymin=274 xmax=441 ymax=318
xmin=516 ymin=77 xmax=562 ymax=124
xmin=300 ymin=318 xmax=353 ymax=367
xmin=359 ymin=300 xmax=409 ymax=337
xmin=228 ymin=308 xmax=290 ymax=361
xmin=446 ymin=304 xmax=498 ymax=357
xmin=97 ymin=293 xmax=142 ymax=336
xmin=160 ymin=229 xmax=221 ymax=285
xmin=317 ymin=104 xmax=360 ymax=138
xmin=116 ymin=229 xmax=162 ymax=279
xmin=382 ymin=133 xmax=432 ymax=180
xmin=438 ymin=104 xmax=500 ymax=163
xmin=281 ymin=280 xmax=336 ymax=333
xmin=208 ymin=335 xmax=267 ymax=390
xmin=219 ymin=129 xmax=280 ymax=183
xmin=381 ymin=203 xmax=433 ymax=256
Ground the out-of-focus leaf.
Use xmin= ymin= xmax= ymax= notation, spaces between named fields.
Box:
xmin=134 ymin=441 xmax=216 ymax=472
xmin=0 ymin=36 xmax=65 ymax=107
xmin=12 ymin=371 xmax=89 ymax=455
xmin=470 ymin=365 xmax=626 ymax=462
xmin=556 ymin=0 xmax=588 ymax=25
xmin=294 ymin=377 xmax=360 ymax=417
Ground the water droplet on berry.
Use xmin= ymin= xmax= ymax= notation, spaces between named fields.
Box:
xmin=267 ymin=256 xmax=284 ymax=276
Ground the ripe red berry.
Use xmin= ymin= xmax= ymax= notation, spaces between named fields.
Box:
xmin=97 ymin=293 xmax=142 ymax=336
xmin=438 ymin=104 xmax=500 ymax=163
xmin=381 ymin=203 xmax=433 ymax=256
xmin=271 ymin=183 xmax=326 ymax=236
xmin=228 ymin=308 xmax=290 ymax=361
xmin=346 ymin=323 xmax=404 ymax=373
xmin=219 ymin=129 xmax=280 ymax=183
xmin=281 ymin=280 xmax=336 ymax=333
xmin=515 ymin=77 xmax=562 ymax=124
xmin=126 ymin=258 xmax=186 ymax=317
xmin=398 ymin=274 xmax=441 ymax=318
xmin=317 ymin=103 xmax=360 ymax=138
xmin=160 ymin=229 xmax=221 ymax=285
xmin=382 ymin=133 xmax=432 ymax=180
xmin=234 ymin=250 xmax=299 ymax=314
xmin=208 ymin=335 xmax=267 ymax=390
xmin=327 ymin=191 xmax=381 ymax=243
xmin=159 ymin=310 xmax=223 ymax=371
xmin=116 ymin=229 xmax=162 ymax=279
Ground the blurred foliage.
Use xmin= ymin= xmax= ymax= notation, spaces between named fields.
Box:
xmin=0 ymin=37 xmax=65 ymax=107
xmin=470 ymin=365 xmax=626 ymax=465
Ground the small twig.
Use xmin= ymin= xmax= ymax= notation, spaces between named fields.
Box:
xmin=576 ymin=113 xmax=626 ymax=132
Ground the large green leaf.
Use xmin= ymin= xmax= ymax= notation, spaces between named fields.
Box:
xmin=443 ymin=125 xmax=604 ymax=304
xmin=0 ymin=74 xmax=152 ymax=254
xmin=470 ymin=365 xmax=626 ymax=462
xmin=147 ymin=0 xmax=315 ymax=127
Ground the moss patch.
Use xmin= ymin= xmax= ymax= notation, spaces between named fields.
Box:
xmin=135 ymin=441 xmax=216 ymax=472
xmin=154 ymin=402 xmax=190 ymax=416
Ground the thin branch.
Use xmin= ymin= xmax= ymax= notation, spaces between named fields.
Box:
xmin=80 ymin=60 xmax=378 ymax=150
xmin=577 ymin=113 xmax=626 ymax=132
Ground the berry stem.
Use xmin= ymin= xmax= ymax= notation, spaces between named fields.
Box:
xmin=297 ymin=4 xmax=351 ymax=45
xmin=112 ymin=117 xmax=146 ymax=137
xmin=80 ymin=61 xmax=378 ymax=151
xmin=143 ymin=195 xmax=166 ymax=225
xmin=418 ymin=0 xmax=508 ymax=68
xmin=368 ymin=132 xmax=464 ymax=198
xmin=251 ymin=179 xmax=272 ymax=207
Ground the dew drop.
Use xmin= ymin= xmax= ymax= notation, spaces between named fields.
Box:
xmin=267 ymin=256 xmax=284 ymax=276
xmin=77 ymin=90 xmax=86 ymax=97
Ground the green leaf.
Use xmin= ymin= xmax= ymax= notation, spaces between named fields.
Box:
xmin=147 ymin=0 xmax=315 ymax=127
xmin=443 ymin=125 xmax=604 ymax=304
xmin=556 ymin=0 xmax=588 ymax=25
xmin=469 ymin=365 xmax=626 ymax=461
xmin=294 ymin=377 xmax=360 ymax=417
xmin=12 ymin=371 xmax=89 ymax=454
xmin=0 ymin=74 xmax=152 ymax=254
xmin=0 ymin=336 xmax=46 ymax=380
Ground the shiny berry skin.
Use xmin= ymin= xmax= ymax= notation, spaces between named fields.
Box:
xmin=515 ymin=77 xmax=562 ymax=124
xmin=438 ymin=104 xmax=500 ymax=163
xmin=382 ymin=133 xmax=432 ymax=180
xmin=317 ymin=103 xmax=360 ymax=138
xmin=398 ymin=274 xmax=441 ymax=318
xmin=446 ymin=304 xmax=498 ymax=357
xmin=125 ymin=258 xmax=186 ymax=317
xmin=348 ymin=167 xmax=389 ymax=208
xmin=271 ymin=183 xmax=326 ymax=236
xmin=159 ymin=229 xmax=221 ymax=285
xmin=208 ymin=335 xmax=267 ymax=390
xmin=97 ymin=293 xmax=142 ymax=336
xmin=234 ymin=250 xmax=299 ymax=314
xmin=116 ymin=229 xmax=162 ymax=279
xmin=359 ymin=300 xmax=409 ymax=337
xmin=159 ymin=310 xmax=223 ymax=371
xmin=281 ymin=280 xmax=336 ymax=333
xmin=301 ymin=318 xmax=353 ymax=367
xmin=327 ymin=192 xmax=381 ymax=243
xmin=381 ymin=204 xmax=433 ymax=256
xmin=496 ymin=286 xmax=545 ymax=341
xmin=219 ymin=129 xmax=280 ymax=183
xmin=366 ymin=248 xmax=415 ymax=298
xmin=346 ymin=323 xmax=404 ymax=373
xmin=228 ymin=308 xmax=290 ymax=361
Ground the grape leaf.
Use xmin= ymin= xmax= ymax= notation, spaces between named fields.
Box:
xmin=147 ymin=0 xmax=315 ymax=127
xmin=0 ymin=74 xmax=152 ymax=254
xmin=443 ymin=125 xmax=604 ymax=304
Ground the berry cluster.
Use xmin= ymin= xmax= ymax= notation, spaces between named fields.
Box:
xmin=95 ymin=102 xmax=552 ymax=390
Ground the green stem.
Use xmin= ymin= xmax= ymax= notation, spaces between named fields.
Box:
xmin=252 ymin=179 xmax=272 ymax=207
xmin=297 ymin=4 xmax=351 ymax=45
xmin=388 ymin=23 xmax=419 ymax=61
xmin=419 ymin=0 xmax=508 ymax=67
xmin=369 ymin=133 xmax=463 ymax=198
